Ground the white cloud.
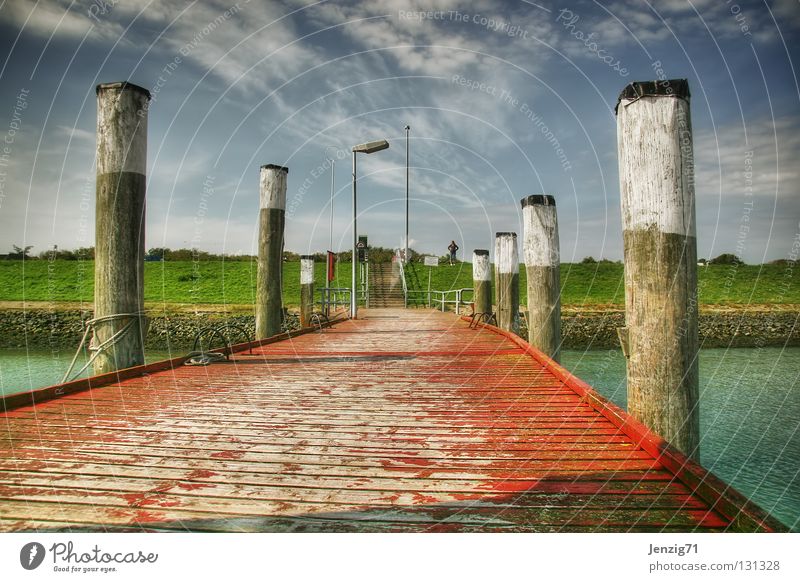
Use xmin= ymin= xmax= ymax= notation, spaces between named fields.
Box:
xmin=695 ymin=114 xmax=800 ymax=201
xmin=1 ymin=0 xmax=125 ymax=42
xmin=693 ymin=113 xmax=800 ymax=262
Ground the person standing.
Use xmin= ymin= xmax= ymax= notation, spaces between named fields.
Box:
xmin=447 ymin=240 xmax=459 ymax=265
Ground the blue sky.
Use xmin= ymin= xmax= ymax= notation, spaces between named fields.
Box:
xmin=0 ymin=0 xmax=798 ymax=262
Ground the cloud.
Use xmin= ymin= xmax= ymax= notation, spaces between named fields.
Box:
xmin=592 ymin=0 xmax=800 ymax=48
xmin=2 ymin=0 xmax=319 ymax=95
xmin=1 ymin=0 xmax=125 ymax=42
xmin=693 ymin=113 xmax=800 ymax=262
xmin=57 ymin=125 xmax=94 ymax=142
xmin=695 ymin=113 xmax=800 ymax=201
xmin=155 ymin=1 xmax=317 ymax=92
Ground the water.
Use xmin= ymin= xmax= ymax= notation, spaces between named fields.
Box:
xmin=0 ymin=348 xmax=178 ymax=396
xmin=0 ymin=346 xmax=797 ymax=530
xmin=562 ymin=347 xmax=800 ymax=531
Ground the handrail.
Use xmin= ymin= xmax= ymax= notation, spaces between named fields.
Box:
xmin=365 ymin=261 xmax=370 ymax=307
xmin=428 ymin=287 xmax=474 ymax=314
xmin=317 ymin=287 xmax=352 ymax=316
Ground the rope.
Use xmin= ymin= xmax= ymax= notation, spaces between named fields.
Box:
xmin=183 ymin=351 xmax=228 ymax=366
xmin=61 ymin=312 xmax=145 ymax=384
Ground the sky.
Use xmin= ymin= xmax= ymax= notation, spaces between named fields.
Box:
xmin=0 ymin=0 xmax=798 ymax=263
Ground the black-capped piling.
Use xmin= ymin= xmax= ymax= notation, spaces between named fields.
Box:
xmin=472 ymin=249 xmax=492 ymax=316
xmin=616 ymin=79 xmax=699 ymax=458
xmin=300 ymin=255 xmax=314 ymax=327
xmin=494 ymin=232 xmax=519 ymax=334
xmin=256 ymin=164 xmax=288 ymax=339
xmin=521 ymin=195 xmax=561 ymax=362
xmin=93 ymin=82 xmax=150 ymax=375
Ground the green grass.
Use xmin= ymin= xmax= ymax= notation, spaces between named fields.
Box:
xmin=404 ymin=261 xmax=799 ymax=307
xmin=0 ymin=260 xmax=341 ymax=307
xmin=1 ymin=259 xmax=797 ymax=307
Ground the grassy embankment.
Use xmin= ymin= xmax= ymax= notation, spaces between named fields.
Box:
xmin=0 ymin=259 xmax=797 ymax=308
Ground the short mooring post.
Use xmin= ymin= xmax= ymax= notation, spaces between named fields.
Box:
xmin=256 ymin=164 xmax=288 ymax=339
xmin=300 ymin=255 xmax=314 ymax=327
xmin=521 ymin=195 xmax=561 ymax=362
xmin=472 ymin=250 xmax=491 ymax=315
xmin=494 ymin=233 xmax=519 ymax=333
xmin=93 ymin=82 xmax=150 ymax=375
xmin=616 ymin=79 xmax=699 ymax=458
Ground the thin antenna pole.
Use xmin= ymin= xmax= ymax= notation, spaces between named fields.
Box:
xmin=405 ymin=125 xmax=410 ymax=262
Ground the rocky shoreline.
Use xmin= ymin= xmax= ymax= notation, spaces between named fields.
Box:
xmin=0 ymin=307 xmax=797 ymax=350
xmin=556 ymin=310 xmax=799 ymax=349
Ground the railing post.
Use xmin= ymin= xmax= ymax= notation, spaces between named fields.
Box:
xmin=494 ymin=232 xmax=519 ymax=333
xmin=616 ymin=78 xmax=699 ymax=458
xmin=472 ymin=249 xmax=491 ymax=315
xmin=300 ymin=255 xmax=314 ymax=327
xmin=256 ymin=164 xmax=288 ymax=339
xmin=93 ymin=82 xmax=150 ymax=375
xmin=521 ymin=195 xmax=561 ymax=362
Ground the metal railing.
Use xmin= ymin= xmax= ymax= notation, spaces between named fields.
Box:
xmin=404 ymin=287 xmax=474 ymax=313
xmin=317 ymin=287 xmax=352 ymax=316
xmin=360 ymin=262 xmax=370 ymax=307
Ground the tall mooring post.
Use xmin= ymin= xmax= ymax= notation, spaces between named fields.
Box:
xmin=521 ymin=195 xmax=561 ymax=362
xmin=494 ymin=232 xmax=519 ymax=334
xmin=93 ymin=82 xmax=150 ymax=375
xmin=472 ymin=249 xmax=492 ymax=315
xmin=616 ymin=79 xmax=699 ymax=458
xmin=256 ymin=164 xmax=288 ymax=339
xmin=300 ymin=255 xmax=314 ymax=327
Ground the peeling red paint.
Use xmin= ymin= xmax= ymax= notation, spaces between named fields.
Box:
xmin=0 ymin=309 xmax=775 ymax=532
xmin=209 ymin=450 xmax=244 ymax=460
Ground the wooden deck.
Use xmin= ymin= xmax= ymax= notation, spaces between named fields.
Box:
xmin=0 ymin=309 xmax=785 ymax=532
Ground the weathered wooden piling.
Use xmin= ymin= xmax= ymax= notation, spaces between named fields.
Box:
xmin=521 ymin=195 xmax=561 ymax=362
xmin=93 ymin=82 xmax=150 ymax=375
xmin=256 ymin=164 xmax=288 ymax=339
xmin=616 ymin=79 xmax=699 ymax=458
xmin=472 ymin=249 xmax=492 ymax=315
xmin=300 ymin=255 xmax=314 ymax=327
xmin=494 ymin=233 xmax=519 ymax=333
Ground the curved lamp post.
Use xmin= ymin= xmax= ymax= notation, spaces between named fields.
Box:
xmin=351 ymin=139 xmax=390 ymax=319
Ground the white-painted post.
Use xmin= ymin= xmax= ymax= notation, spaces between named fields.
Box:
xmin=256 ymin=164 xmax=288 ymax=339
xmin=300 ymin=255 xmax=314 ymax=327
xmin=93 ymin=82 xmax=150 ymax=375
xmin=616 ymin=78 xmax=699 ymax=458
xmin=472 ymin=250 xmax=491 ymax=315
xmin=521 ymin=195 xmax=561 ymax=362
xmin=494 ymin=232 xmax=519 ymax=333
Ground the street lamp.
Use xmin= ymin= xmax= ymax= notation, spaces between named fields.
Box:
xmin=351 ymin=139 xmax=390 ymax=319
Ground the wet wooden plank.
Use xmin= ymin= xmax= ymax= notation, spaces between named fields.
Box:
xmin=0 ymin=489 xmax=727 ymax=529
xmin=0 ymin=474 xmax=708 ymax=510
xmin=0 ymin=308 xmax=764 ymax=532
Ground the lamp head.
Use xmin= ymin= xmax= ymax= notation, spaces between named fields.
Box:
xmin=352 ymin=139 xmax=390 ymax=154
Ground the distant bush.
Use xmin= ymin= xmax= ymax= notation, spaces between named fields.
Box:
xmin=709 ymin=253 xmax=744 ymax=265
xmin=6 ymin=245 xmax=33 ymax=260
xmin=581 ymin=256 xmax=596 ymax=264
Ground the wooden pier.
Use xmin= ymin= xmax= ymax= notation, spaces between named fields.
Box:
xmin=0 ymin=310 xmax=785 ymax=532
